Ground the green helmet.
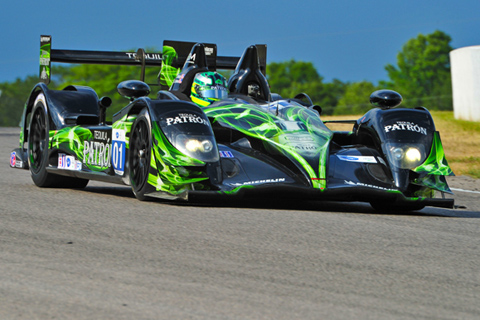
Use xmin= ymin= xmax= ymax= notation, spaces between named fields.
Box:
xmin=191 ymin=71 xmax=228 ymax=107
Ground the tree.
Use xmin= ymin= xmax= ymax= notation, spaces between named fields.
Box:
xmin=384 ymin=30 xmax=453 ymax=110
xmin=267 ymin=60 xmax=346 ymax=114
xmin=0 ymin=57 xmax=165 ymax=126
xmin=0 ymin=76 xmax=40 ymax=127
xmin=335 ymin=81 xmax=378 ymax=115
xmin=268 ymin=59 xmax=321 ymax=90
xmin=55 ymin=62 xmax=162 ymax=118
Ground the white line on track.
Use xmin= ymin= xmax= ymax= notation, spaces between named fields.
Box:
xmin=451 ymin=187 xmax=480 ymax=194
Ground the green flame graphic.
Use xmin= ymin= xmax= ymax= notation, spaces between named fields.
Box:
xmin=204 ymin=103 xmax=332 ymax=189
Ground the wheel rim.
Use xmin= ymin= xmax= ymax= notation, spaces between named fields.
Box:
xmin=130 ymin=119 xmax=150 ymax=190
xmin=29 ymin=108 xmax=47 ymax=173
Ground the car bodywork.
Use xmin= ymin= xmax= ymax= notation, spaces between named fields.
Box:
xmin=10 ymin=36 xmax=455 ymax=211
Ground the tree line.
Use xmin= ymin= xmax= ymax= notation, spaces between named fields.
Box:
xmin=0 ymin=30 xmax=453 ymax=126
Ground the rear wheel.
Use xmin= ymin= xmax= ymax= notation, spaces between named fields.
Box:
xmin=129 ymin=110 xmax=152 ymax=200
xmin=28 ymin=99 xmax=55 ymax=187
xmin=28 ymin=94 xmax=88 ymax=188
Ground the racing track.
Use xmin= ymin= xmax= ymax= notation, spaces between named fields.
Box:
xmin=1 ymin=127 xmax=480 ymax=319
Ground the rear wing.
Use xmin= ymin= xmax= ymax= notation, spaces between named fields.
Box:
xmin=39 ymin=35 xmax=267 ymax=86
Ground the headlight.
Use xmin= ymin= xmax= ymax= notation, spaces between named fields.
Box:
xmin=175 ymin=134 xmax=219 ymax=162
xmin=185 ymin=139 xmax=214 ymax=153
xmin=385 ymin=143 xmax=426 ymax=169
xmin=405 ymin=147 xmax=422 ymax=163
xmin=392 ymin=148 xmax=404 ymax=161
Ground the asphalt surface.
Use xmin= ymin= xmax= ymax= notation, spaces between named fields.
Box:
xmin=1 ymin=127 xmax=480 ymax=319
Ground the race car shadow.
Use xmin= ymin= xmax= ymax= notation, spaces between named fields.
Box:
xmin=414 ymin=206 xmax=480 ymax=218
xmin=81 ymin=185 xmax=480 ymax=218
xmin=176 ymin=197 xmax=480 ymax=218
xmin=82 ymin=185 xmax=136 ymax=199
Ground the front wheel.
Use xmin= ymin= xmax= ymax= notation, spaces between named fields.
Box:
xmin=128 ymin=110 xmax=152 ymax=200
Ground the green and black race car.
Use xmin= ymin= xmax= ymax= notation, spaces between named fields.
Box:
xmin=10 ymin=36 xmax=454 ymax=211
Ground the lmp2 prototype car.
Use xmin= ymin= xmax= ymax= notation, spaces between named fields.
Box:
xmin=10 ymin=35 xmax=455 ymax=211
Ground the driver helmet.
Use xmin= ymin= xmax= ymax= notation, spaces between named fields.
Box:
xmin=191 ymin=71 xmax=228 ymax=107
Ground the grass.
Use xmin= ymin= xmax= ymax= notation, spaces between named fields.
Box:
xmin=432 ymin=111 xmax=480 ymax=178
xmin=322 ymin=111 xmax=480 ymax=179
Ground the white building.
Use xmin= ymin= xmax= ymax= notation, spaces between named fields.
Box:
xmin=450 ymin=46 xmax=480 ymax=122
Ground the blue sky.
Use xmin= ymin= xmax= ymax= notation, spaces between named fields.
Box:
xmin=1 ymin=0 xmax=479 ymax=84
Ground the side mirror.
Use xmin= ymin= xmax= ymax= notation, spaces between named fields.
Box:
xmin=98 ymin=96 xmax=112 ymax=125
xmin=117 ymin=80 xmax=151 ymax=100
xmin=370 ymin=90 xmax=402 ymax=109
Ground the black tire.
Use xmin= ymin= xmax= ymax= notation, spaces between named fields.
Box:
xmin=128 ymin=110 xmax=152 ymax=200
xmin=28 ymin=94 xmax=88 ymax=188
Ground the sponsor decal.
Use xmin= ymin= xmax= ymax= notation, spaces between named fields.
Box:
xmin=337 ymin=155 xmax=377 ymax=163
xmin=187 ymin=53 xmax=196 ymax=62
xmin=208 ymin=84 xmax=226 ymax=91
xmin=232 ymin=178 xmax=286 ymax=186
xmin=10 ymin=152 xmax=16 ymax=167
xmin=40 ymin=67 xmax=49 ymax=81
xmin=219 ymin=151 xmax=234 ymax=158
xmin=344 ymin=180 xmax=396 ymax=191
xmin=83 ymin=130 xmax=111 ymax=168
xmin=277 ymin=133 xmax=319 ymax=157
xmin=39 ymin=36 xmax=51 ymax=84
xmin=282 ymin=135 xmax=313 ymax=142
xmin=94 ymin=130 xmax=108 ymax=140
xmin=112 ymin=129 xmax=126 ymax=175
xmin=39 ymin=51 xmax=50 ymax=66
xmin=125 ymin=52 xmax=162 ymax=60
xmin=384 ymin=121 xmax=427 ymax=135
xmin=205 ymin=47 xmax=214 ymax=56
xmin=58 ymin=153 xmax=82 ymax=171
xmin=292 ymin=144 xmax=319 ymax=152
xmin=165 ymin=113 xmax=209 ymax=126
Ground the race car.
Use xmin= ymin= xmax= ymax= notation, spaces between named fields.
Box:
xmin=10 ymin=35 xmax=455 ymax=211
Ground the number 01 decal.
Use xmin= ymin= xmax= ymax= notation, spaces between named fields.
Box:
xmin=112 ymin=129 xmax=126 ymax=175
